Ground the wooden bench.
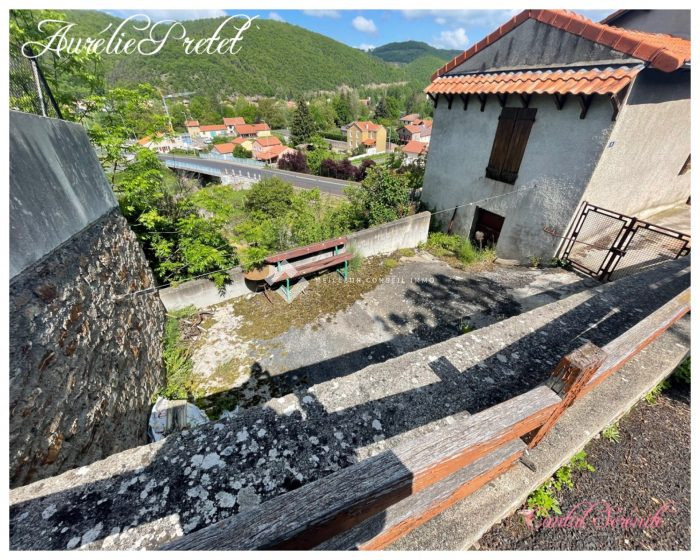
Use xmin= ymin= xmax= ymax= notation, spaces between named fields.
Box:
xmin=264 ymin=237 xmax=352 ymax=302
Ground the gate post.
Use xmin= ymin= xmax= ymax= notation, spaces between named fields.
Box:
xmin=523 ymin=342 xmax=607 ymax=448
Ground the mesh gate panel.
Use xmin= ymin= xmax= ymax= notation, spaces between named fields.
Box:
xmin=567 ymin=210 xmax=624 ymax=275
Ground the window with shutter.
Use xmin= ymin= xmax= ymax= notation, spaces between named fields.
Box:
xmin=485 ymin=107 xmax=537 ymax=184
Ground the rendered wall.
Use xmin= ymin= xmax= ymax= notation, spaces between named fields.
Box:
xmin=420 ymin=93 xmax=614 ymax=261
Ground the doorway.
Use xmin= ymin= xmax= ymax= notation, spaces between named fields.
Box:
xmin=472 ymin=207 xmax=505 ymax=248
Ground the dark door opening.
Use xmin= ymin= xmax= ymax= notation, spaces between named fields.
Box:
xmin=472 ymin=207 xmax=505 ymax=248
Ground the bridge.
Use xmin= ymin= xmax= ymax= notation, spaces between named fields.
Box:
xmin=159 ymin=155 xmax=355 ymax=197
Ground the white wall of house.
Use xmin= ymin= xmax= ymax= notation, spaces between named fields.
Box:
xmin=579 ymin=69 xmax=690 ymax=220
xmin=421 ymin=93 xmax=615 ymax=262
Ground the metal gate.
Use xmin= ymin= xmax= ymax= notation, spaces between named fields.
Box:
xmin=560 ymin=202 xmax=690 ymax=281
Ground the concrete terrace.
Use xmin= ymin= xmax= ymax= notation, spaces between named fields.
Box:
xmin=9 ymin=258 xmax=690 ymax=550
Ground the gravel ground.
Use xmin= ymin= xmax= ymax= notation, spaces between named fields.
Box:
xmin=477 ymin=379 xmax=690 ymax=551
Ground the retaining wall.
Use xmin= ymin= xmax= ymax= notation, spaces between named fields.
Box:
xmin=158 ymin=211 xmax=431 ymax=311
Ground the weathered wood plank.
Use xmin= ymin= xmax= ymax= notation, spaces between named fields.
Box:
xmin=582 ymin=288 xmax=690 ymax=396
xmin=524 ymin=342 xmax=607 ymax=448
xmin=317 ymin=439 xmax=525 ymax=550
xmin=265 ymin=236 xmax=347 ymax=262
xmin=162 ymin=386 xmax=560 ymax=550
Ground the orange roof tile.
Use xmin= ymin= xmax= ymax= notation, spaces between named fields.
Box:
xmin=400 ymin=113 xmax=420 ymax=121
xmin=199 ymin=124 xmax=227 ymax=132
xmin=362 ymin=138 xmax=376 ymax=146
xmin=185 ymin=120 xmax=199 ymax=127
xmin=253 ymin=136 xmax=282 ymax=147
xmin=223 ymin=117 xmax=245 ymax=126
xmin=254 ymin=144 xmax=292 ymax=161
xmin=425 ymin=66 xmax=642 ymax=97
xmin=431 ymin=9 xmax=691 ymax=81
xmin=402 ymin=124 xmax=422 ymax=134
xmin=232 ymin=137 xmax=247 ymax=145
xmin=253 ymin=123 xmax=270 ymax=131
xmin=352 ymin=121 xmax=382 ymax=132
xmin=213 ymin=143 xmax=235 ymax=154
xmin=402 ymin=141 xmax=428 ymax=155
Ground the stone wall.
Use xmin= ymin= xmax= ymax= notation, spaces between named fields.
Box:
xmin=10 ymin=209 xmax=165 ymax=487
xmin=10 ymin=112 xmax=166 ymax=488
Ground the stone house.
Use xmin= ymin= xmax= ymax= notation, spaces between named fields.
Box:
xmin=421 ymin=9 xmax=690 ymax=262
xmin=399 ymin=113 xmax=420 ymax=125
xmin=346 ymin=121 xmax=387 ymax=153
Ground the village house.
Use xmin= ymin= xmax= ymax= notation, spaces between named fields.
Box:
xmin=236 ymin=123 xmax=271 ymax=139
xmin=346 ymin=120 xmax=387 ymax=153
xmin=199 ymin=124 xmax=228 ymax=139
xmin=421 ymin=9 xmax=690 ymax=262
xmin=223 ymin=117 xmax=245 ymax=135
xmin=136 ymin=133 xmax=189 ymax=153
xmin=398 ymin=121 xmax=432 ymax=144
xmin=401 ymin=140 xmax=428 ymax=164
xmin=399 ymin=113 xmax=420 ymax=126
xmin=253 ymin=141 xmax=296 ymax=163
xmin=185 ymin=119 xmax=200 ymax=137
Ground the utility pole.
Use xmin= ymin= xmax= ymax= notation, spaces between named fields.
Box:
xmin=158 ymin=89 xmax=196 ymax=131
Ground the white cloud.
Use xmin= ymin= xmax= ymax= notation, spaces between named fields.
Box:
xmin=355 ymin=44 xmax=376 ymax=51
xmin=432 ymin=28 xmax=470 ymax=50
xmin=403 ymin=10 xmax=518 ymax=28
xmin=268 ymin=12 xmax=285 ymax=23
xmin=352 ymin=16 xmax=377 ymax=34
xmin=303 ymin=10 xmax=341 ymax=19
xmin=105 ymin=9 xmax=227 ymax=22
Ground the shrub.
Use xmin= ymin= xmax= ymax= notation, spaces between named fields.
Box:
xmin=278 ymin=150 xmax=309 ymax=173
xmin=244 ymin=177 xmax=294 ymax=217
xmin=159 ymin=306 xmax=196 ymax=400
xmin=233 ymin=145 xmax=252 ymax=159
xmin=425 ymin=232 xmax=495 ymax=266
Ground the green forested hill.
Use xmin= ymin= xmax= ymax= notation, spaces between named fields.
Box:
xmin=61 ymin=11 xmax=410 ymax=97
xmin=370 ymin=41 xmax=460 ymax=64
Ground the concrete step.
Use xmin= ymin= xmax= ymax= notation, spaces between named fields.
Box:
xmin=9 ymin=258 xmax=690 ymax=550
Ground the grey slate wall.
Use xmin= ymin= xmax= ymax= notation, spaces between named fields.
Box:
xmin=9 ymin=112 xmax=165 ymax=487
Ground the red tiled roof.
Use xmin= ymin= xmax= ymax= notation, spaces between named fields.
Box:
xmin=235 ymin=124 xmax=257 ymax=135
xmin=402 ymin=124 xmax=421 ymax=134
xmin=351 ymin=121 xmax=382 ymax=132
xmin=400 ymin=113 xmax=420 ymax=121
xmin=253 ymin=136 xmax=282 ymax=148
xmin=402 ymin=141 xmax=428 ymax=155
xmin=199 ymin=124 xmax=227 ymax=132
xmin=185 ymin=120 xmax=199 ymax=127
xmin=237 ymin=123 xmax=271 ymax=135
xmin=223 ymin=117 xmax=245 ymax=126
xmin=425 ymin=66 xmax=642 ymax=97
xmin=213 ymin=143 xmax=235 ymax=154
xmin=232 ymin=137 xmax=247 ymax=145
xmin=431 ymin=9 xmax=691 ymax=81
xmin=254 ymin=144 xmax=292 ymax=161
xmin=362 ymin=138 xmax=376 ymax=146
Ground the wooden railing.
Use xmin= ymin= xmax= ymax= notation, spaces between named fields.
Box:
xmin=163 ymin=288 xmax=690 ymax=551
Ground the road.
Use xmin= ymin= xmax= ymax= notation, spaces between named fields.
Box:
xmin=159 ymin=154 xmax=355 ymax=197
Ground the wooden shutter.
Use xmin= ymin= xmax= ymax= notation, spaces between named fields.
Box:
xmin=500 ymin=108 xmax=537 ymax=184
xmin=485 ymin=107 xmax=537 ymax=184
xmin=485 ymin=107 xmax=518 ymax=181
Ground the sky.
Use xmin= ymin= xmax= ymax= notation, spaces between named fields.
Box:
xmin=103 ymin=9 xmax=616 ymax=52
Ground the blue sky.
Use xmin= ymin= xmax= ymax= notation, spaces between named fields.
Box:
xmin=104 ymin=9 xmax=616 ymax=52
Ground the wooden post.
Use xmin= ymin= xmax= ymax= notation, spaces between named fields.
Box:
xmin=524 ymin=342 xmax=607 ymax=448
